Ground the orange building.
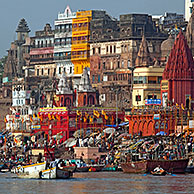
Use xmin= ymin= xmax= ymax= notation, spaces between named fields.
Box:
xmin=71 ymin=10 xmax=92 ymax=75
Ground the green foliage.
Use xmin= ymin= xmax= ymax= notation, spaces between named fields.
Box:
xmin=0 ymin=56 xmax=7 ymax=81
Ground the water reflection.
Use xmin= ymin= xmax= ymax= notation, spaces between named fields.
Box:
xmin=0 ymin=172 xmax=194 ymax=194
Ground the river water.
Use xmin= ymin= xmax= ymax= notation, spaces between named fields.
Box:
xmin=0 ymin=172 xmax=193 ymax=194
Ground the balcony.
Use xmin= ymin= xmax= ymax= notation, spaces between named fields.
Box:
xmin=30 ymin=58 xmax=54 ymax=63
xmin=54 ymin=55 xmax=71 ymax=61
xmin=71 ymin=54 xmax=88 ymax=60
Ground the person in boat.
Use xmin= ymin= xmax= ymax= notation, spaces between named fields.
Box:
xmin=153 ymin=165 xmax=164 ymax=173
xmin=37 ymin=153 xmax=43 ymax=163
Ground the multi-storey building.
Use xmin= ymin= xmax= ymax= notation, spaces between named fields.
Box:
xmin=54 ymin=6 xmax=76 ymax=80
xmin=90 ymin=13 xmax=167 ymax=109
xmin=30 ymin=24 xmax=55 ymax=78
xmin=71 ymin=10 xmax=92 ymax=76
xmin=185 ymin=0 xmax=194 ymax=22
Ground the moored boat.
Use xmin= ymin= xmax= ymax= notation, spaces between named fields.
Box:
xmin=102 ymin=164 xmax=118 ymax=171
xmin=76 ymin=166 xmax=90 ymax=172
xmin=147 ymin=159 xmax=189 ymax=174
xmin=15 ymin=162 xmax=46 ymax=179
xmin=121 ymin=159 xmax=189 ymax=174
xmin=89 ymin=164 xmax=104 ymax=172
xmin=121 ymin=160 xmax=147 ymax=173
xmin=40 ymin=167 xmax=72 ymax=179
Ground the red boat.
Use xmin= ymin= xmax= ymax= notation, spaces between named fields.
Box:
xmin=121 ymin=159 xmax=189 ymax=174
xmin=121 ymin=160 xmax=147 ymax=173
xmin=147 ymin=159 xmax=189 ymax=174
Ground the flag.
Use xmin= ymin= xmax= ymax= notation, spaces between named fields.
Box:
xmin=33 ymin=114 xmax=36 ymax=119
xmin=89 ymin=116 xmax=93 ymax=123
xmin=102 ymin=110 xmax=106 ymax=115
xmin=131 ymin=107 xmax=135 ymax=113
xmin=4 ymin=117 xmax=7 ymax=123
xmin=104 ymin=114 xmax=108 ymax=120
xmin=181 ymin=103 xmax=185 ymax=110
xmin=76 ymin=110 xmax=81 ymax=116
xmin=85 ymin=112 xmax=89 ymax=118
xmin=30 ymin=116 xmax=33 ymax=122
xmin=93 ymin=110 xmax=100 ymax=118
xmin=12 ymin=118 xmax=15 ymax=123
xmin=21 ymin=118 xmax=24 ymax=124
xmin=56 ymin=114 xmax=60 ymax=121
xmin=84 ymin=117 xmax=87 ymax=123
xmin=102 ymin=110 xmax=108 ymax=120
xmin=48 ymin=113 xmax=52 ymax=120
xmin=188 ymin=111 xmax=190 ymax=117
xmin=52 ymin=114 xmax=55 ymax=120
xmin=176 ymin=103 xmax=179 ymax=109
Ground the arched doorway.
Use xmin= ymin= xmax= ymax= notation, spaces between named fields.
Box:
xmin=64 ymin=97 xmax=72 ymax=107
xmin=88 ymin=95 xmax=95 ymax=105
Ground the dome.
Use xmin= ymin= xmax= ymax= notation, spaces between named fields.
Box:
xmin=161 ymin=34 xmax=175 ymax=58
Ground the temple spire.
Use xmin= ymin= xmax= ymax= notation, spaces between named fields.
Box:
xmin=163 ymin=30 xmax=194 ymax=80
xmin=135 ymin=34 xmax=153 ymax=67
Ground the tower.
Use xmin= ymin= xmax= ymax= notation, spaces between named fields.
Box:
xmin=54 ymin=71 xmax=73 ymax=107
xmin=185 ymin=0 xmax=194 ymax=22
xmin=77 ymin=68 xmax=97 ymax=107
xmin=162 ymin=31 xmax=194 ymax=108
xmin=15 ymin=18 xmax=30 ymax=77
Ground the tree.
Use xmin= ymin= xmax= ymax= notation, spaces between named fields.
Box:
xmin=0 ymin=56 xmax=7 ymax=83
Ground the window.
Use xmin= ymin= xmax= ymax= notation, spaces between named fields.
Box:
xmin=122 ymin=60 xmax=124 ymax=68
xmin=53 ymin=68 xmax=56 ymax=76
xmin=41 ymin=69 xmax=44 ymax=75
xmin=110 ymin=46 xmax=112 ymax=54
xmin=48 ymin=69 xmax=50 ymax=75
xmin=70 ymin=67 xmax=72 ymax=74
xmin=98 ymin=47 xmax=101 ymax=54
xmin=148 ymin=95 xmax=157 ymax=99
xmin=64 ymin=67 xmax=66 ymax=73
xmin=127 ymin=60 xmax=130 ymax=68
xmin=114 ymin=45 xmax=116 ymax=53
xmin=148 ymin=76 xmax=157 ymax=84
xmin=103 ymin=62 xmax=106 ymax=69
xmin=158 ymin=76 xmax=162 ymax=84
xmin=93 ymin=48 xmax=95 ymax=55
xmin=59 ymin=67 xmax=61 ymax=74
xmin=106 ymin=46 xmax=108 ymax=53
xmin=37 ymin=69 xmax=39 ymax=76
xmin=117 ymin=61 xmax=120 ymax=68
xmin=92 ymin=75 xmax=95 ymax=82
xmin=136 ymin=95 xmax=141 ymax=102
xmin=98 ymin=75 xmax=101 ymax=83
xmin=98 ymin=62 xmax=101 ymax=69
xmin=134 ymin=76 xmax=147 ymax=84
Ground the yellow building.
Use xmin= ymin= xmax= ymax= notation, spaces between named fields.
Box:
xmin=71 ymin=10 xmax=92 ymax=74
xmin=132 ymin=66 xmax=164 ymax=107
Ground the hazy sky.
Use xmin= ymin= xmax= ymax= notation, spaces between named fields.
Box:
xmin=0 ymin=0 xmax=184 ymax=58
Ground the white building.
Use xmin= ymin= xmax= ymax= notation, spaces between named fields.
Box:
xmin=185 ymin=0 xmax=194 ymax=22
xmin=54 ymin=6 xmax=76 ymax=78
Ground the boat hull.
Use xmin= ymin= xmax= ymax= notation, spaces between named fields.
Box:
xmin=76 ymin=166 xmax=90 ymax=172
xmin=16 ymin=162 xmax=46 ymax=179
xmin=121 ymin=161 xmax=147 ymax=173
xmin=147 ymin=159 xmax=189 ymax=174
xmin=40 ymin=167 xmax=72 ymax=179
xmin=121 ymin=159 xmax=189 ymax=174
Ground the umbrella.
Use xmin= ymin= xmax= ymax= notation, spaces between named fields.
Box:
xmin=103 ymin=128 xmax=116 ymax=134
xmin=156 ymin=131 xmax=167 ymax=136
xmin=65 ymin=139 xmax=77 ymax=147
xmin=62 ymin=137 xmax=75 ymax=145
xmin=117 ymin=133 xmax=131 ymax=139
xmin=119 ymin=122 xmax=129 ymax=126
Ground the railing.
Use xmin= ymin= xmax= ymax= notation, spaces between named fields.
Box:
xmin=30 ymin=58 xmax=54 ymax=62
xmin=54 ymin=55 xmax=71 ymax=60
